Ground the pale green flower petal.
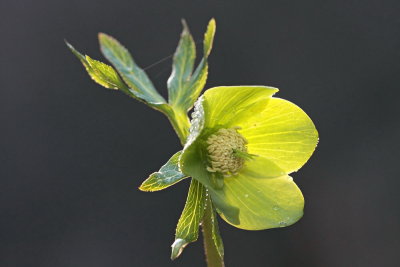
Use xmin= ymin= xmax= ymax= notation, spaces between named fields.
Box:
xmin=239 ymin=155 xmax=286 ymax=178
xmin=202 ymin=86 xmax=278 ymax=129
xmin=180 ymin=147 xmax=304 ymax=230
xmin=215 ymin=174 xmax=304 ymax=230
xmin=239 ymin=98 xmax=318 ymax=174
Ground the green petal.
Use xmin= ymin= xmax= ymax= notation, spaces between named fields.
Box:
xmin=215 ymin=174 xmax=304 ymax=230
xmin=180 ymin=146 xmax=303 ymax=230
xmin=239 ymin=155 xmax=286 ymax=178
xmin=239 ymin=98 xmax=318 ymax=173
xmin=202 ymin=86 xmax=279 ymax=129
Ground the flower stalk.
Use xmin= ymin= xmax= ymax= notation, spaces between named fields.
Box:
xmin=202 ymin=198 xmax=225 ymax=267
xmin=170 ymin=110 xmax=225 ymax=267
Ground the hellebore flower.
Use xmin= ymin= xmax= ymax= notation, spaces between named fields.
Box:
xmin=67 ymin=17 xmax=320 ymax=265
xmin=180 ymin=86 xmax=318 ymax=230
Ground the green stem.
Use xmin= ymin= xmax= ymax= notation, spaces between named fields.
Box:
xmin=167 ymin=108 xmax=224 ymax=267
xmin=202 ymin=198 xmax=225 ymax=267
xmin=162 ymin=107 xmax=190 ymax=146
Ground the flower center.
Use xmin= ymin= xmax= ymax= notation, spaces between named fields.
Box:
xmin=206 ymin=127 xmax=248 ymax=177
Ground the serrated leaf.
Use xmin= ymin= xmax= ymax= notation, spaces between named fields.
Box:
xmin=98 ymin=33 xmax=166 ymax=106
xmin=203 ymin=18 xmax=216 ymax=57
xmin=168 ymin=20 xmax=196 ymax=108
xmin=66 ymin=41 xmax=128 ymax=90
xmin=183 ymin=18 xmax=216 ymax=110
xmin=171 ymin=179 xmax=206 ymax=260
xmin=184 ymin=58 xmax=208 ymax=109
xmin=167 ymin=18 xmax=216 ymax=113
xmin=139 ymin=151 xmax=188 ymax=192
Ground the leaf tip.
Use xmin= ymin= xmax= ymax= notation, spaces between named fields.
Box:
xmin=64 ymin=40 xmax=74 ymax=51
xmin=209 ymin=17 xmax=216 ymax=27
xmin=180 ymin=18 xmax=191 ymax=35
xmin=98 ymin=32 xmax=108 ymax=41
xmin=204 ymin=18 xmax=217 ymax=58
xmin=98 ymin=32 xmax=118 ymax=48
xmin=171 ymin=238 xmax=188 ymax=260
xmin=65 ymin=41 xmax=86 ymax=62
xmin=138 ymin=183 xmax=151 ymax=192
xmin=181 ymin=18 xmax=188 ymax=28
xmin=65 ymin=40 xmax=77 ymax=55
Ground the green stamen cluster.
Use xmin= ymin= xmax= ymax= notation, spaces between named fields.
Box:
xmin=206 ymin=127 xmax=248 ymax=177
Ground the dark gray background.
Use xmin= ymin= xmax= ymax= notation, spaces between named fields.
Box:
xmin=1 ymin=0 xmax=399 ymax=266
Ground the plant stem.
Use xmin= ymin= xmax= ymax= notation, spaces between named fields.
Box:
xmin=163 ymin=108 xmax=190 ymax=146
xmin=168 ymin=109 xmax=224 ymax=267
xmin=202 ymin=199 xmax=225 ymax=267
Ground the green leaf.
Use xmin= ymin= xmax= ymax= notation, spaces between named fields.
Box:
xmin=167 ymin=18 xmax=216 ymax=113
xmin=168 ymin=20 xmax=196 ymax=108
xmin=66 ymin=42 xmax=128 ymax=90
xmin=139 ymin=151 xmax=188 ymax=192
xmin=171 ymin=179 xmax=206 ymax=260
xmin=209 ymin=199 xmax=224 ymax=258
xmin=184 ymin=59 xmax=208 ymax=110
xmin=182 ymin=18 xmax=216 ymax=109
xmin=203 ymin=18 xmax=216 ymax=57
xmin=98 ymin=33 xmax=166 ymax=106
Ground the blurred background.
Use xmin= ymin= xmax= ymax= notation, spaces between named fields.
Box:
xmin=1 ymin=0 xmax=400 ymax=266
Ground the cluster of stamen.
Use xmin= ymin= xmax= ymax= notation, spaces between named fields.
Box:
xmin=206 ymin=127 xmax=248 ymax=177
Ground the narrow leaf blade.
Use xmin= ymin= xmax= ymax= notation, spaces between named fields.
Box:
xmin=171 ymin=179 xmax=206 ymax=260
xmin=185 ymin=58 xmax=208 ymax=109
xmin=66 ymin=42 xmax=127 ymax=90
xmin=85 ymin=56 xmax=126 ymax=90
xmin=139 ymin=151 xmax=187 ymax=192
xmin=203 ymin=18 xmax=216 ymax=57
xmin=167 ymin=18 xmax=216 ymax=112
xmin=167 ymin=20 xmax=196 ymax=107
xmin=98 ymin=33 xmax=166 ymax=105
xmin=182 ymin=18 xmax=216 ymax=110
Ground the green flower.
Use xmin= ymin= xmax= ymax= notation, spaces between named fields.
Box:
xmin=66 ymin=17 xmax=319 ymax=262
xmin=180 ymin=86 xmax=318 ymax=230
